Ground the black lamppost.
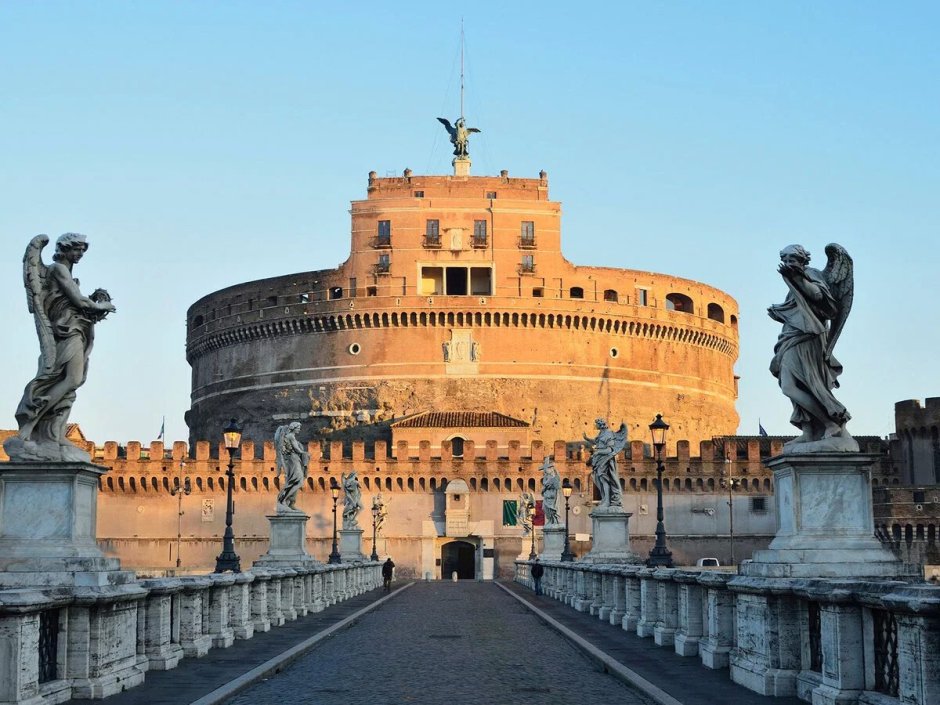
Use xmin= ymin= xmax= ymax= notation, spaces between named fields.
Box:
xmin=328 ymin=477 xmax=342 ymax=564
xmin=561 ymin=478 xmax=575 ymax=562
xmin=370 ymin=504 xmax=380 ymax=561
xmin=214 ymin=419 xmax=242 ymax=573
xmin=528 ymin=505 xmax=537 ymax=560
xmin=170 ymin=460 xmax=191 ymax=569
xmin=646 ymin=414 xmax=674 ymax=568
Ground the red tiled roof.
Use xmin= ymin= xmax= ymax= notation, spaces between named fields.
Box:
xmin=391 ymin=412 xmax=529 ymax=429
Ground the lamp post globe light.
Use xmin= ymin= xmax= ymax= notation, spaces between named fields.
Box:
xmin=561 ymin=478 xmax=575 ymax=562
xmin=528 ymin=505 xmax=537 ymax=560
xmin=646 ymin=414 xmax=674 ymax=568
xmin=214 ymin=419 xmax=242 ymax=573
xmin=328 ymin=477 xmax=342 ymax=564
xmin=371 ymin=504 xmax=380 ymax=561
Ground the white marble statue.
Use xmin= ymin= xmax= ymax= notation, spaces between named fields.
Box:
xmin=519 ymin=490 xmax=536 ymax=536
xmin=584 ymin=418 xmax=627 ymax=509
xmin=539 ymin=456 xmax=561 ymax=526
xmin=372 ymin=492 xmax=389 ymax=534
xmin=4 ymin=234 xmax=116 ymax=463
xmin=768 ymin=244 xmax=858 ymax=453
xmin=273 ymin=422 xmax=309 ymax=513
xmin=341 ymin=471 xmax=363 ymax=529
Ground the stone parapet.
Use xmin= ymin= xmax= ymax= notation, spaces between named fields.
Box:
xmin=515 ymin=560 xmax=940 ymax=705
xmin=0 ymin=561 xmax=380 ymax=705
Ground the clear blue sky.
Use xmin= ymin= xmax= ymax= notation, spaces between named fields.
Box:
xmin=1 ymin=2 xmax=938 ymax=445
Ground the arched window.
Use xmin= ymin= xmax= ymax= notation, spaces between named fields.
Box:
xmin=450 ymin=436 xmax=465 ymax=457
xmin=569 ymin=287 xmax=584 ymax=299
xmin=666 ymin=293 xmax=694 ymax=314
xmin=707 ymin=303 xmax=725 ymax=323
xmin=603 ymin=289 xmax=618 ymax=302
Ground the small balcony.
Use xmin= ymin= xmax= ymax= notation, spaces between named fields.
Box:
xmin=373 ymin=262 xmax=391 ymax=276
xmin=423 ymin=235 xmax=442 ymax=249
xmin=472 ymin=236 xmax=488 ymax=249
xmin=371 ymin=237 xmax=392 ymax=249
xmin=518 ymin=236 xmax=536 ymax=249
xmin=518 ymin=262 xmax=537 ymax=275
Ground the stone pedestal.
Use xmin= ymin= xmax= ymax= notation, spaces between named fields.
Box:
xmin=581 ymin=507 xmax=643 ymax=564
xmin=0 ymin=462 xmax=134 ymax=587
xmin=339 ymin=528 xmax=366 ymax=563
xmin=743 ymin=453 xmax=916 ymax=579
xmin=453 ymin=157 xmax=471 ymax=176
xmin=253 ymin=513 xmax=318 ymax=568
xmin=540 ymin=524 xmax=566 ymax=561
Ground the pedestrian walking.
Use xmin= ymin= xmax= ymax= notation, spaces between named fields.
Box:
xmin=382 ymin=557 xmax=395 ymax=592
xmin=531 ymin=557 xmax=544 ymax=596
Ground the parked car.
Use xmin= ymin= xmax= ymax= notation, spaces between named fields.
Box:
xmin=696 ymin=557 xmax=720 ymax=567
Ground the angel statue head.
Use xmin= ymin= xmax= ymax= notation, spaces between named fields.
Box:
xmin=768 ymin=242 xmax=858 ymax=453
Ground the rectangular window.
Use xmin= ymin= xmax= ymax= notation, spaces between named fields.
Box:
xmin=486 ymin=191 xmax=497 ymax=199
xmin=377 ymin=254 xmax=390 ymax=273
xmin=532 ymin=287 xmax=544 ymax=297
xmin=470 ymin=267 xmax=492 ymax=295
xmin=636 ymin=288 xmax=649 ymax=306
xmin=520 ymin=221 xmax=535 ymax=247
xmin=420 ymin=266 xmax=443 ymax=295
xmin=521 ymin=254 xmax=535 ymax=273
xmin=414 ymin=190 xmax=424 ymax=198
xmin=425 ymin=219 xmax=440 ymax=246
xmin=377 ymin=220 xmax=391 ymax=246
xmin=473 ymin=220 xmax=487 ymax=247
xmin=751 ymin=496 xmax=768 ymax=513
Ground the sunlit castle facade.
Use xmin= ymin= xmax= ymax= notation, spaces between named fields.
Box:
xmin=185 ymin=164 xmax=740 ymax=448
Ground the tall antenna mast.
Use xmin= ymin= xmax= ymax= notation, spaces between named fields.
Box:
xmin=460 ymin=18 xmax=465 ymax=120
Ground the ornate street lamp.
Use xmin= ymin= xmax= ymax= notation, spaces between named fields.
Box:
xmin=328 ymin=477 xmax=342 ymax=564
xmin=370 ymin=503 xmax=380 ymax=561
xmin=528 ymin=505 xmax=537 ymax=560
xmin=169 ymin=460 xmax=191 ymax=569
xmin=214 ymin=419 xmax=242 ymax=573
xmin=647 ymin=414 xmax=674 ymax=567
xmin=561 ymin=478 xmax=575 ymax=562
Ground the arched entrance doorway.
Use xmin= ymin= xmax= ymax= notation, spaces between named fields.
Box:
xmin=441 ymin=540 xmax=475 ymax=579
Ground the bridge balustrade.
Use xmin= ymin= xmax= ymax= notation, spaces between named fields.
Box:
xmin=515 ymin=560 xmax=940 ymax=705
xmin=0 ymin=562 xmax=382 ymax=704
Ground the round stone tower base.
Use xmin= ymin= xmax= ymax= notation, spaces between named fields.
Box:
xmin=742 ymin=452 xmax=919 ymax=579
xmin=581 ymin=507 xmax=643 ymax=564
xmin=253 ymin=512 xmax=319 ymax=568
xmin=339 ymin=528 xmax=366 ymax=563
xmin=0 ymin=462 xmax=135 ymax=588
xmin=540 ymin=524 xmax=566 ymax=561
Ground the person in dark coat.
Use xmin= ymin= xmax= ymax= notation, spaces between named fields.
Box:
xmin=531 ymin=558 xmax=544 ymax=596
xmin=382 ymin=557 xmax=395 ymax=592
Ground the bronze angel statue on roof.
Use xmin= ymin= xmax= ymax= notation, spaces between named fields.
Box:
xmin=437 ymin=116 xmax=481 ymax=159
xmin=584 ymin=419 xmax=628 ymax=509
xmin=768 ymin=243 xmax=858 ymax=453
xmin=3 ymin=234 xmax=115 ymax=463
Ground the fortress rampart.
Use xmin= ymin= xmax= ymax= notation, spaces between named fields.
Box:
xmin=10 ymin=433 xmax=892 ymax=575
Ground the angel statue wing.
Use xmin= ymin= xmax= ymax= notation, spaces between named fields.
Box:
xmin=273 ymin=425 xmax=286 ymax=478
xmin=436 ymin=117 xmax=456 ymax=139
xmin=821 ymin=243 xmax=854 ymax=361
xmin=23 ymin=235 xmax=56 ymax=376
xmin=611 ymin=422 xmax=629 ymax=453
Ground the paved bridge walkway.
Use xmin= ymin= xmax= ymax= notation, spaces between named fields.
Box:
xmin=76 ymin=580 xmax=804 ymax=705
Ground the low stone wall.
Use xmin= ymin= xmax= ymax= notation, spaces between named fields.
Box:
xmin=515 ymin=561 xmax=940 ymax=705
xmin=0 ymin=562 xmax=381 ymax=704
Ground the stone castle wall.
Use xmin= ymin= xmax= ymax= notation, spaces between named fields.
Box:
xmin=41 ymin=433 xmax=892 ymax=576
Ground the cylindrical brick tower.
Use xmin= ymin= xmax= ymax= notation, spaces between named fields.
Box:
xmin=185 ymin=169 xmax=739 ymax=447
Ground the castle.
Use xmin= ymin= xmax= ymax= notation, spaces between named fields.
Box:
xmin=184 ymin=167 xmax=740 ymax=448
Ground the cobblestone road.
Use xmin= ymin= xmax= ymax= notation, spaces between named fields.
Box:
xmin=228 ymin=581 xmax=654 ymax=705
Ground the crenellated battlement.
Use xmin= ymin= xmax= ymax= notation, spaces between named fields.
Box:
xmin=80 ymin=434 xmax=894 ymax=496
